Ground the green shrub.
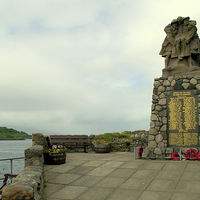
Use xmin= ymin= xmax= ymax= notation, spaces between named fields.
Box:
xmin=94 ymin=132 xmax=132 ymax=141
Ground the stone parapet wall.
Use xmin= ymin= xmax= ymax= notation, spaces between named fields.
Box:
xmin=65 ymin=132 xmax=149 ymax=152
xmin=88 ymin=132 xmax=149 ymax=152
xmin=130 ymin=133 xmax=148 ymax=147
xmin=2 ymin=133 xmax=44 ymax=200
xmin=149 ymin=75 xmax=200 ymax=155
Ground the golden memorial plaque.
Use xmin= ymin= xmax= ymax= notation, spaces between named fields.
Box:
xmin=167 ymin=90 xmax=199 ymax=147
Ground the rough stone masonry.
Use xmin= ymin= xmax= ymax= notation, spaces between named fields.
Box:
xmin=147 ymin=75 xmax=200 ymax=158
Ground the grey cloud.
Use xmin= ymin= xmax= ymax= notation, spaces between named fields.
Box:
xmin=1 ymin=0 xmax=200 ymax=135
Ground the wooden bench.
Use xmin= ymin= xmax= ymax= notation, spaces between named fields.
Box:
xmin=0 ymin=173 xmax=17 ymax=198
xmin=47 ymin=135 xmax=89 ymax=153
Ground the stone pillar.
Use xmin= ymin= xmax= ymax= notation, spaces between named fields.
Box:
xmin=32 ymin=133 xmax=44 ymax=146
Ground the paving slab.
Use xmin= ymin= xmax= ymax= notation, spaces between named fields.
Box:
xmin=146 ymin=179 xmax=178 ymax=192
xmin=106 ymin=188 xmax=143 ymax=200
xmin=100 ymin=161 xmax=124 ymax=168
xmin=155 ymin=170 xmax=182 ymax=180
xmin=81 ymin=160 xmax=106 ymax=167
xmin=66 ymin=166 xmax=96 ymax=175
xmin=50 ymin=185 xmax=88 ymax=200
xmin=65 ymin=160 xmax=88 ymax=166
xmin=69 ymin=175 xmax=104 ymax=187
xmin=119 ymin=177 xmax=152 ymax=190
xmin=97 ymin=156 xmax=121 ymax=161
xmin=119 ymin=161 xmax=145 ymax=169
xmin=171 ymin=192 xmax=200 ymax=200
xmin=185 ymin=163 xmax=200 ymax=172
xmin=44 ymin=183 xmax=65 ymax=198
xmin=44 ymin=165 xmax=54 ymax=172
xmin=115 ymin=157 xmax=135 ymax=161
xmin=162 ymin=161 xmax=188 ymax=171
xmin=175 ymin=180 xmax=200 ymax=193
xmin=75 ymin=187 xmax=114 ymax=200
xmin=108 ymin=168 xmax=137 ymax=178
xmin=138 ymin=191 xmax=173 ymax=200
xmin=67 ymin=155 xmax=95 ymax=161
xmin=44 ymin=172 xmax=61 ymax=182
xmin=47 ymin=164 xmax=75 ymax=173
xmin=50 ymin=173 xmax=81 ymax=185
xmin=87 ymin=166 xmax=116 ymax=176
xmin=180 ymin=171 xmax=200 ymax=180
xmin=93 ymin=177 xmax=126 ymax=188
xmin=130 ymin=169 xmax=159 ymax=179
xmin=140 ymin=162 xmax=165 ymax=170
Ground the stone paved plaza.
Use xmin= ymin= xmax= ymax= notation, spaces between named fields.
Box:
xmin=44 ymin=152 xmax=200 ymax=200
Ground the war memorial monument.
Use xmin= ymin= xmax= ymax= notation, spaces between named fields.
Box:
xmin=147 ymin=16 xmax=200 ymax=157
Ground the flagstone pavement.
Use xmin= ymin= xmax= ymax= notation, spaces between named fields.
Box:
xmin=44 ymin=152 xmax=200 ymax=200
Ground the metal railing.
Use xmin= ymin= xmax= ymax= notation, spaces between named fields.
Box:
xmin=0 ymin=157 xmax=24 ymax=182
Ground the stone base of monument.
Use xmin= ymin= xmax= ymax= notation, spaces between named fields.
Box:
xmin=139 ymin=147 xmax=200 ymax=161
xmin=148 ymin=75 xmax=200 ymax=156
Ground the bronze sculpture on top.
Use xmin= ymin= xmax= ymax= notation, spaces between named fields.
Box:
xmin=160 ymin=16 xmax=200 ymax=77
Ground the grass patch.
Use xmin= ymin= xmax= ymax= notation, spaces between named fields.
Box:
xmin=93 ymin=131 xmax=132 ymax=142
xmin=43 ymin=180 xmax=48 ymax=187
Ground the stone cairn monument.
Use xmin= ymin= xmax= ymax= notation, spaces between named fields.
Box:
xmin=146 ymin=16 xmax=200 ymax=158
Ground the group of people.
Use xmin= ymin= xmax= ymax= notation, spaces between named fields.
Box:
xmin=160 ymin=16 xmax=200 ymax=68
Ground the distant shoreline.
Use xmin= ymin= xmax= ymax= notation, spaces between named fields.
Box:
xmin=0 ymin=138 xmax=30 ymax=140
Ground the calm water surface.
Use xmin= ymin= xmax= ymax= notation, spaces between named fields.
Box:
xmin=0 ymin=139 xmax=32 ymax=183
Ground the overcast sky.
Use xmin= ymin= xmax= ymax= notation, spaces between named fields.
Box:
xmin=1 ymin=0 xmax=200 ymax=135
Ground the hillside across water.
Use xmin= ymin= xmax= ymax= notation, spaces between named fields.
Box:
xmin=0 ymin=127 xmax=31 ymax=140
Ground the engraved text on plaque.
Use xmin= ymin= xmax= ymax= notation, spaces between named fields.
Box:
xmin=167 ymin=90 xmax=199 ymax=147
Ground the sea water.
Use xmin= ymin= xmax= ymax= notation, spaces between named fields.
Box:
xmin=0 ymin=139 xmax=32 ymax=184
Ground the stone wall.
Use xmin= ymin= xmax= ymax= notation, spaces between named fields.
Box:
xmin=64 ymin=132 xmax=149 ymax=152
xmin=2 ymin=133 xmax=44 ymax=200
xmin=148 ymin=75 xmax=200 ymax=156
xmin=130 ymin=133 xmax=148 ymax=147
xmin=90 ymin=138 xmax=134 ymax=152
xmin=88 ymin=132 xmax=148 ymax=152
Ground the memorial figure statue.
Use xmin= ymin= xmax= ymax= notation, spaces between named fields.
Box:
xmin=159 ymin=24 xmax=173 ymax=68
xmin=159 ymin=20 xmax=178 ymax=68
xmin=160 ymin=16 xmax=200 ymax=77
